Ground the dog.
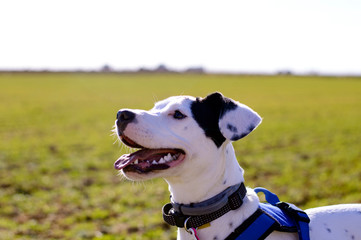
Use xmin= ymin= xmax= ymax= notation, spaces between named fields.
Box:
xmin=114 ymin=92 xmax=361 ymax=240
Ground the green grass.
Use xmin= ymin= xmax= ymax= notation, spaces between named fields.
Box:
xmin=0 ymin=73 xmax=360 ymax=239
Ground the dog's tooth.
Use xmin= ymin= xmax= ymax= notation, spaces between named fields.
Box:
xmin=164 ymin=154 xmax=171 ymax=161
xmin=152 ymin=160 xmax=158 ymax=165
xmin=159 ymin=158 xmax=166 ymax=164
xmin=134 ymin=160 xmax=139 ymax=164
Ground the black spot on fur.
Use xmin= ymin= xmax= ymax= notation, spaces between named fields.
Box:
xmin=351 ymin=235 xmax=355 ymax=240
xmin=323 ymin=223 xmax=332 ymax=233
xmin=227 ymin=124 xmax=238 ymax=133
xmin=231 ymin=133 xmax=248 ymax=141
xmin=248 ymin=124 xmax=256 ymax=132
xmin=223 ymin=180 xmax=227 ymax=185
xmin=229 ymin=124 xmax=256 ymax=141
xmin=213 ymin=236 xmax=218 ymax=240
xmin=191 ymin=92 xmax=236 ymax=147
xmin=229 ymin=222 xmax=233 ymax=228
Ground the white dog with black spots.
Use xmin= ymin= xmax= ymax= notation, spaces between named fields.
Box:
xmin=114 ymin=92 xmax=361 ymax=240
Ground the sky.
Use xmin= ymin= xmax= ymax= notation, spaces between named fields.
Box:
xmin=0 ymin=0 xmax=360 ymax=75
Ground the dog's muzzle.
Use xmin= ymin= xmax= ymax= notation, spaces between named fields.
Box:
xmin=114 ymin=109 xmax=187 ymax=175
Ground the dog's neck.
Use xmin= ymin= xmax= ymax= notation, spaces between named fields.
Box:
xmin=164 ymin=143 xmax=244 ymax=204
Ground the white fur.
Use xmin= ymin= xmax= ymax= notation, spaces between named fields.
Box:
xmin=116 ymin=95 xmax=361 ymax=240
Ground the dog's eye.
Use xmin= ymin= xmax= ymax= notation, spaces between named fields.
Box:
xmin=173 ymin=110 xmax=187 ymax=120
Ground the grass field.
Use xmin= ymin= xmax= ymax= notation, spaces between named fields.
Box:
xmin=0 ymin=73 xmax=360 ymax=240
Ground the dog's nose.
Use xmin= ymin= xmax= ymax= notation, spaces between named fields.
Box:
xmin=117 ymin=110 xmax=135 ymax=122
xmin=116 ymin=110 xmax=136 ymax=131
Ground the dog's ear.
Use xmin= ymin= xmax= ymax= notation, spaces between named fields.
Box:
xmin=217 ymin=93 xmax=262 ymax=141
xmin=191 ymin=92 xmax=262 ymax=147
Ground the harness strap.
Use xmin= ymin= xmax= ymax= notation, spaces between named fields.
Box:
xmin=225 ymin=208 xmax=278 ymax=240
xmin=276 ymin=202 xmax=311 ymax=240
xmin=255 ymin=187 xmax=310 ymax=240
xmin=162 ymin=183 xmax=247 ymax=229
xmin=225 ymin=188 xmax=311 ymax=240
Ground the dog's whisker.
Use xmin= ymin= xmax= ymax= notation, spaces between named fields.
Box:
xmin=152 ymin=94 xmax=159 ymax=104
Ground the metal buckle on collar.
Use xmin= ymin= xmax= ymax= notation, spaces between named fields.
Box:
xmin=184 ymin=217 xmax=192 ymax=232
xmin=184 ymin=219 xmax=200 ymax=240
xmin=276 ymin=202 xmax=310 ymax=223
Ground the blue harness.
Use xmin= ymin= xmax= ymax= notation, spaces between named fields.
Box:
xmin=162 ymin=184 xmax=310 ymax=240
xmin=225 ymin=187 xmax=310 ymax=240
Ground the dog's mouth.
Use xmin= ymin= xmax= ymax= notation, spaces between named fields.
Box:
xmin=114 ymin=135 xmax=186 ymax=174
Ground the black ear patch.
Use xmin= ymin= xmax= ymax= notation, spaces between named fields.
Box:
xmin=191 ymin=92 xmax=262 ymax=147
xmin=191 ymin=92 xmax=235 ymax=147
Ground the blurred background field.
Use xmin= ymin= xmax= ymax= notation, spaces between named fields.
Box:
xmin=0 ymin=73 xmax=360 ymax=240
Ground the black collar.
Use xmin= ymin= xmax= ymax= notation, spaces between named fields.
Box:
xmin=162 ymin=182 xmax=247 ymax=229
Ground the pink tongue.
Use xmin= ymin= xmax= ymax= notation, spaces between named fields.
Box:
xmin=114 ymin=149 xmax=166 ymax=170
xmin=114 ymin=154 xmax=136 ymax=170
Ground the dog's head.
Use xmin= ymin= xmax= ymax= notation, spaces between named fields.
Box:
xmin=114 ymin=92 xmax=262 ymax=181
